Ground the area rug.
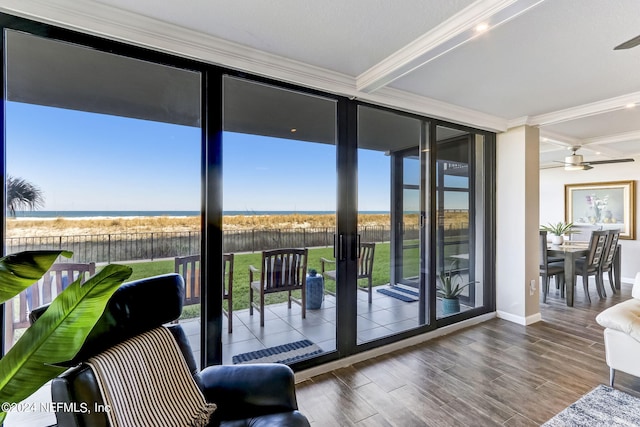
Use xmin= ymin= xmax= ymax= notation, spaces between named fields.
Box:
xmin=543 ymin=385 xmax=640 ymax=426
xmin=376 ymin=284 xmax=419 ymax=302
xmin=232 ymin=339 xmax=322 ymax=365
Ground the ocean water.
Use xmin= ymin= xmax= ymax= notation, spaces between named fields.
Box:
xmin=13 ymin=210 xmax=390 ymax=219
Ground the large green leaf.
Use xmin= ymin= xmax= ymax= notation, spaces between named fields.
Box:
xmin=0 ymin=263 xmax=132 ymax=420
xmin=0 ymin=250 xmax=72 ymax=303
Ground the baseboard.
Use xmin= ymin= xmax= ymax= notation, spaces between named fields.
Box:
xmin=295 ymin=312 xmax=496 ymax=382
xmin=496 ymin=310 xmax=541 ymax=325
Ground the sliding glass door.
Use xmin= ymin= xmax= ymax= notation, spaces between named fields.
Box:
xmin=221 ymin=76 xmax=337 ymax=364
xmin=356 ymin=106 xmax=427 ymax=343
xmin=435 ymin=125 xmax=488 ymax=319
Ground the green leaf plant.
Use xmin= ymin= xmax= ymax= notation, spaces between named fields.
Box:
xmin=539 ymin=221 xmax=576 ymax=236
xmin=0 ymin=251 xmax=132 ymax=423
xmin=437 ymin=260 xmax=477 ymax=299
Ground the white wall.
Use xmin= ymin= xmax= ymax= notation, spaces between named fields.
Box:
xmin=540 ymin=159 xmax=640 ymax=281
xmin=496 ymin=126 xmax=541 ymax=324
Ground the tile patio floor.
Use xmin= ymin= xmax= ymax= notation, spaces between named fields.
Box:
xmin=180 ymin=285 xmax=463 ymax=366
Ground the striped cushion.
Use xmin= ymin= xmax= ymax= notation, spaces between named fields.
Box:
xmin=87 ymin=327 xmax=216 ymax=427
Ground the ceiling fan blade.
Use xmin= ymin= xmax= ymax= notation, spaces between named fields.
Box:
xmin=584 ymin=158 xmax=635 ymax=165
xmin=614 ymin=35 xmax=640 ymax=50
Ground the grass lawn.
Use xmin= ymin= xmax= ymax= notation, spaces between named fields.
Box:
xmin=112 ymin=244 xmax=394 ymax=317
xmin=111 ymin=238 xmax=467 ymax=319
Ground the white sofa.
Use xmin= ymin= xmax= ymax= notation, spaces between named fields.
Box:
xmin=596 ymin=272 xmax=640 ymax=387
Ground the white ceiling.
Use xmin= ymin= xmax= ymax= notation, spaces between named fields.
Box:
xmin=2 ymin=0 xmax=640 ymax=168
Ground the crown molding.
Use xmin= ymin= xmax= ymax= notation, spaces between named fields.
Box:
xmin=356 ymin=0 xmax=545 ymax=93
xmin=582 ymin=129 xmax=640 ymax=146
xmin=506 ymin=116 xmax=533 ymax=128
xmin=538 ymin=129 xmax=580 ymax=146
xmin=0 ymin=0 xmax=357 ymax=94
xmin=529 ymin=90 xmax=640 ymax=126
xmin=368 ymin=86 xmax=508 ymax=132
xmin=0 ymin=0 xmax=508 ymax=132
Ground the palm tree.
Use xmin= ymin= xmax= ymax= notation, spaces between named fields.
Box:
xmin=6 ymin=175 xmax=45 ymax=217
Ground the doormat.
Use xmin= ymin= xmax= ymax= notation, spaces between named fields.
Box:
xmin=232 ymin=339 xmax=322 ymax=365
xmin=543 ymin=384 xmax=640 ymax=426
xmin=376 ymin=284 xmax=419 ymax=302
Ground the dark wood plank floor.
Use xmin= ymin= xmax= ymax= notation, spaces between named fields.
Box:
xmin=296 ymin=280 xmax=640 ymax=426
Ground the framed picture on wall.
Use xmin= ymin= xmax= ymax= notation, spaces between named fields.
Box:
xmin=565 ymin=180 xmax=636 ymax=240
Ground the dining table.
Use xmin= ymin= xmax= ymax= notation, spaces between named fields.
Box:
xmin=547 ymin=241 xmax=621 ymax=307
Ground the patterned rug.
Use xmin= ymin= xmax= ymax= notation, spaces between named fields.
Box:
xmin=232 ymin=339 xmax=322 ymax=364
xmin=543 ymin=385 xmax=640 ymax=426
xmin=376 ymin=284 xmax=419 ymax=302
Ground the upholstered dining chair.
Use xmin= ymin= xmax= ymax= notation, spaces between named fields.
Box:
xmin=599 ymin=230 xmax=620 ymax=296
xmin=539 ymin=231 xmax=565 ymax=303
xmin=30 ymin=274 xmax=310 ymax=427
xmin=249 ymin=248 xmax=308 ymax=327
xmin=321 ymin=242 xmax=376 ymax=303
xmin=574 ymin=230 xmax=609 ymax=303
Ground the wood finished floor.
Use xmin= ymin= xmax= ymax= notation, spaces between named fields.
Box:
xmin=296 ymin=281 xmax=640 ymax=426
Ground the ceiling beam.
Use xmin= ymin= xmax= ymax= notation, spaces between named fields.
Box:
xmin=529 ymin=90 xmax=640 ymax=126
xmin=356 ymin=0 xmax=546 ymax=93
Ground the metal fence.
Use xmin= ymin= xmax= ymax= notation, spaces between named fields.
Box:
xmin=5 ymin=226 xmax=399 ymax=264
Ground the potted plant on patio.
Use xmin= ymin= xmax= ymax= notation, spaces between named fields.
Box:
xmin=540 ymin=221 xmax=576 ymax=245
xmin=437 ymin=261 xmax=476 ymax=316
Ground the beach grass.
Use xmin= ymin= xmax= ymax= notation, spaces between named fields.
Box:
xmin=6 ymin=213 xmax=396 ymax=237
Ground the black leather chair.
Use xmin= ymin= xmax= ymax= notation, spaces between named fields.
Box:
xmin=31 ymin=273 xmax=310 ymax=427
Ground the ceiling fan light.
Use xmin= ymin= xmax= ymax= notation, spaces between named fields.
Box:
xmin=564 ymin=153 xmax=584 ymax=170
xmin=564 ymin=164 xmax=585 ymax=171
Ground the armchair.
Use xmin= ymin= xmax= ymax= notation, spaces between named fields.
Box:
xmin=31 ymin=273 xmax=309 ymax=427
xmin=596 ymin=272 xmax=640 ymax=387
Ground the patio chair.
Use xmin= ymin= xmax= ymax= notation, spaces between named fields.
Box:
xmin=249 ymin=248 xmax=308 ymax=327
xmin=174 ymin=254 xmax=233 ymax=332
xmin=4 ymin=261 xmax=95 ymax=349
xmin=321 ymin=242 xmax=376 ymax=303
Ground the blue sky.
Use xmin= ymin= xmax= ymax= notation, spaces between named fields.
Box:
xmin=7 ymin=102 xmax=395 ymax=212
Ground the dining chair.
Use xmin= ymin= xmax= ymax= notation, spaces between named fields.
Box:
xmin=249 ymin=248 xmax=308 ymax=327
xmin=599 ymin=230 xmax=620 ymax=296
xmin=174 ymin=254 xmax=234 ymax=332
xmin=539 ymin=231 xmax=565 ymax=303
xmin=574 ymin=230 xmax=609 ymax=303
xmin=321 ymin=242 xmax=376 ymax=303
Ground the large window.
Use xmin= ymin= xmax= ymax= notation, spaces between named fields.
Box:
xmin=1 ymin=14 xmax=495 ymax=376
xmin=3 ymin=30 xmax=202 ymax=358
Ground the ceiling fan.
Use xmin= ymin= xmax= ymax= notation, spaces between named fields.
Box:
xmin=555 ymin=146 xmax=635 ymax=171
xmin=614 ymin=34 xmax=640 ymax=50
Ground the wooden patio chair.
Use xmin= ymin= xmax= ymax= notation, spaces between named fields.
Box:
xmin=174 ymin=254 xmax=233 ymax=332
xmin=4 ymin=261 xmax=96 ymax=350
xmin=321 ymin=242 xmax=376 ymax=303
xmin=249 ymin=248 xmax=308 ymax=327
